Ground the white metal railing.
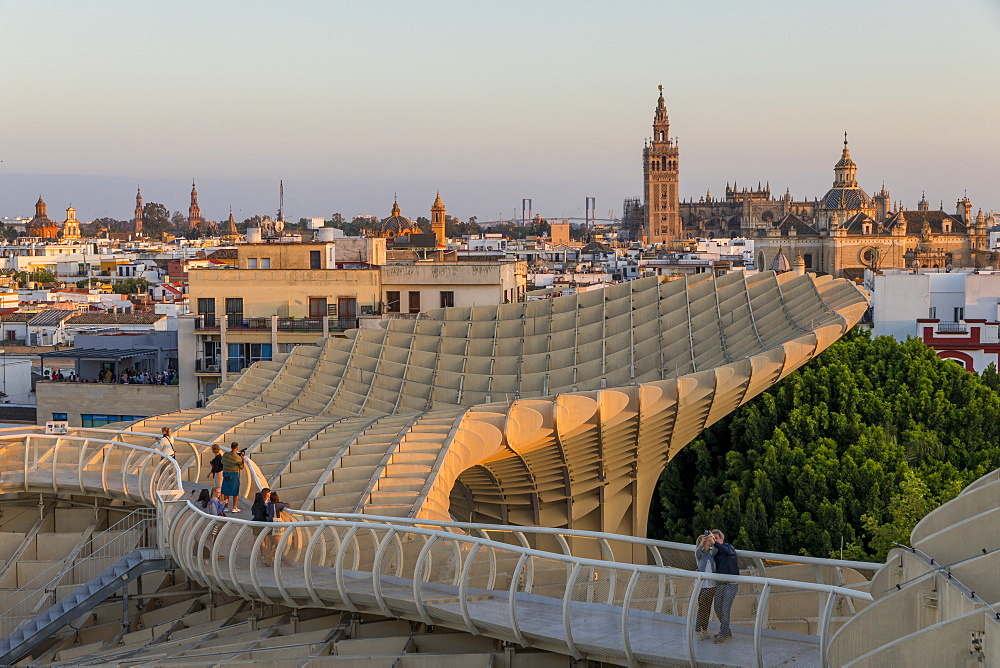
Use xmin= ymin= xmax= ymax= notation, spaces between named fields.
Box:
xmin=281 ymin=507 xmax=881 ymax=587
xmin=0 ymin=507 xmax=156 ymax=638
xmin=0 ymin=431 xmax=875 ymax=666
xmin=164 ymin=500 xmax=872 ymax=667
xmin=0 ymin=426 xmax=267 ymax=500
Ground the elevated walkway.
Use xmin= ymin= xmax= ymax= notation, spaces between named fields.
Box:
xmin=0 ymin=431 xmax=874 ymax=666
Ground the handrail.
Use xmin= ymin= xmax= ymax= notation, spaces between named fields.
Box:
xmin=1 ymin=430 xmax=875 ymax=666
xmin=176 ymin=500 xmax=872 ymax=599
xmin=0 ymin=507 xmax=156 ymax=637
xmin=281 ymin=507 xmax=881 ymax=574
xmin=0 ymin=427 xmax=268 ymax=500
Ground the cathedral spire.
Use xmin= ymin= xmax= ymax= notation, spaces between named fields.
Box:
xmin=833 ymin=133 xmax=858 ymax=188
xmin=642 ymin=84 xmax=680 ymax=243
xmin=188 ymin=179 xmax=203 ymax=229
xmin=652 ymin=85 xmax=669 ymax=144
xmin=133 ymin=186 xmax=143 ymax=235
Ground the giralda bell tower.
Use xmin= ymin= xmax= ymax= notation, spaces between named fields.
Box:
xmin=642 ymin=86 xmax=680 ymax=243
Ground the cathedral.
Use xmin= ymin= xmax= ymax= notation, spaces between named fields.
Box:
xmin=630 ymin=88 xmax=996 ymax=278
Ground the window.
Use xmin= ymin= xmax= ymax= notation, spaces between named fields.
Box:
xmin=386 ymin=291 xmax=401 ymax=313
xmin=309 ymin=297 xmax=328 ymax=317
xmin=197 ymin=297 xmax=216 ymax=326
xmin=227 ymin=342 xmax=272 ymax=373
xmin=954 ymin=307 xmax=965 ymax=322
xmin=310 ymin=250 xmax=321 ymax=269
xmin=52 ymin=413 xmax=67 ymax=421
xmin=337 ymin=297 xmax=357 ymax=329
xmin=261 ymin=257 xmax=271 ymax=269
xmin=82 ymin=414 xmax=148 ymax=428
xmin=247 ymin=258 xmax=258 ymax=269
xmin=439 ymin=291 xmax=455 ymax=308
xmin=203 ymin=341 xmax=220 ymax=368
xmin=408 ymin=291 xmax=421 ymax=314
xmin=929 ymin=307 xmax=937 ymax=319
xmin=225 ymin=297 xmax=243 ymax=328
xmin=803 ymin=253 xmax=813 ymax=269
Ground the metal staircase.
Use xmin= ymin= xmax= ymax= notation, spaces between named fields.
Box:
xmin=0 ymin=548 xmax=175 ymax=666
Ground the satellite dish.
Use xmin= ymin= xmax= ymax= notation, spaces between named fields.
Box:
xmin=275 ymin=219 xmax=285 ymax=233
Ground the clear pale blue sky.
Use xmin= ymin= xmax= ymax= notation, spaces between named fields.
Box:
xmin=2 ymin=0 xmax=998 ymax=223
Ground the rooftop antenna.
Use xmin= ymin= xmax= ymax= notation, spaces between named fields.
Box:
xmin=278 ymin=180 xmax=284 ymax=223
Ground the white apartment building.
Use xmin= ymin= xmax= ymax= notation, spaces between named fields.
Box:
xmin=871 ymin=269 xmax=1000 ymax=372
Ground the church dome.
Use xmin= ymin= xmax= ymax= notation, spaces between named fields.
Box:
xmin=381 ymin=200 xmax=417 ymax=238
xmin=770 ymin=248 xmax=791 ymax=273
xmin=819 ymin=186 xmax=873 ymax=211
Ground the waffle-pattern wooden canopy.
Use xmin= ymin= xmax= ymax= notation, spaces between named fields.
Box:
xmin=134 ymin=272 xmax=867 ymax=536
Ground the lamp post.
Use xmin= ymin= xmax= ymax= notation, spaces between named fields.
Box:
xmin=0 ymin=349 xmax=6 ymax=403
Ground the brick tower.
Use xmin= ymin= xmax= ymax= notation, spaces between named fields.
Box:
xmin=643 ymin=86 xmax=680 ymax=243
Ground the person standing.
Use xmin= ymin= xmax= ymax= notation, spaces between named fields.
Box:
xmin=711 ymin=529 xmax=739 ymax=643
xmin=220 ymin=442 xmax=245 ymax=513
xmin=156 ymin=427 xmax=176 ymax=459
xmin=207 ymin=444 xmax=224 ymax=493
xmin=694 ymin=531 xmax=718 ymax=640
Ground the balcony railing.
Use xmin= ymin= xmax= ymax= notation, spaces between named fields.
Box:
xmin=278 ymin=317 xmax=326 ymax=332
xmin=194 ymin=358 xmax=221 ymax=373
xmin=193 ymin=315 xmax=360 ymax=333
xmin=936 ymin=321 xmax=968 ymax=333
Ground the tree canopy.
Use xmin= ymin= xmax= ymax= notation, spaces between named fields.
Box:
xmin=649 ymin=329 xmax=1000 ymax=561
xmin=141 ymin=202 xmax=171 ymax=236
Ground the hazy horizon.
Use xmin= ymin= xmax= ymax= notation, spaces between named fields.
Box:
xmin=3 ymin=0 xmax=998 ymax=223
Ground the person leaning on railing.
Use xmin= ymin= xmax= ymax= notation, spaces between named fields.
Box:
xmin=694 ymin=531 xmax=718 ymax=641
xmin=220 ymin=442 xmax=245 ymax=513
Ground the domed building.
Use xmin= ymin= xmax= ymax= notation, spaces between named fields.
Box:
xmin=769 ymin=247 xmax=791 ymax=273
xmin=377 ymin=198 xmax=421 ymax=240
xmin=814 ymin=135 xmax=877 ymax=230
xmin=26 ymin=197 xmax=59 ymax=239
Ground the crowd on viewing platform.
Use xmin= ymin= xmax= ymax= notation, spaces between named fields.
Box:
xmin=43 ymin=368 xmax=179 ymax=385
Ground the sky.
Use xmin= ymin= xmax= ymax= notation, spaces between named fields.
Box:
xmin=2 ymin=0 xmax=999 ymax=224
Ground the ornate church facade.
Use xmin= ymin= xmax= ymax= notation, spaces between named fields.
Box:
xmin=632 ymin=89 xmax=996 ymax=278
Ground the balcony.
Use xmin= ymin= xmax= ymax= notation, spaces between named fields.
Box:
xmin=194 ymin=358 xmax=221 ymax=374
xmin=935 ymin=321 xmax=967 ymax=333
xmin=193 ymin=315 xmax=360 ymax=333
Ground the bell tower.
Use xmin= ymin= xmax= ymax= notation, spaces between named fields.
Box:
xmin=133 ymin=186 xmax=144 ymax=236
xmin=188 ymin=179 xmax=204 ymax=228
xmin=642 ymin=86 xmax=680 ymax=243
xmin=431 ymin=192 xmax=446 ymax=249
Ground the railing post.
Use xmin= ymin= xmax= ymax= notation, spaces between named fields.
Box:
xmin=686 ymin=575 xmax=703 ymax=667
xmin=303 ymin=524 xmax=335 ymax=608
xmin=50 ymin=437 xmax=60 ymax=493
xmin=413 ymin=534 xmax=438 ymax=625
xmin=561 ymin=562 xmax=583 ymax=659
xmin=621 ymin=568 xmax=640 ymax=667
xmin=818 ymin=589 xmax=837 ymax=668
xmin=371 ymin=528 xmax=397 ymax=616
xmin=272 ymin=523 xmax=297 ymax=606
xmin=507 ymin=552 xmax=529 ymax=646
xmin=753 ymin=582 xmax=771 ymax=668
xmin=22 ymin=434 xmax=31 ymax=493
xmin=459 ymin=542 xmax=483 ymax=635
xmin=77 ymin=439 xmax=89 ymax=492
xmin=335 ymin=526 xmax=360 ymax=612
xmin=248 ymin=525 xmax=275 ymax=605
